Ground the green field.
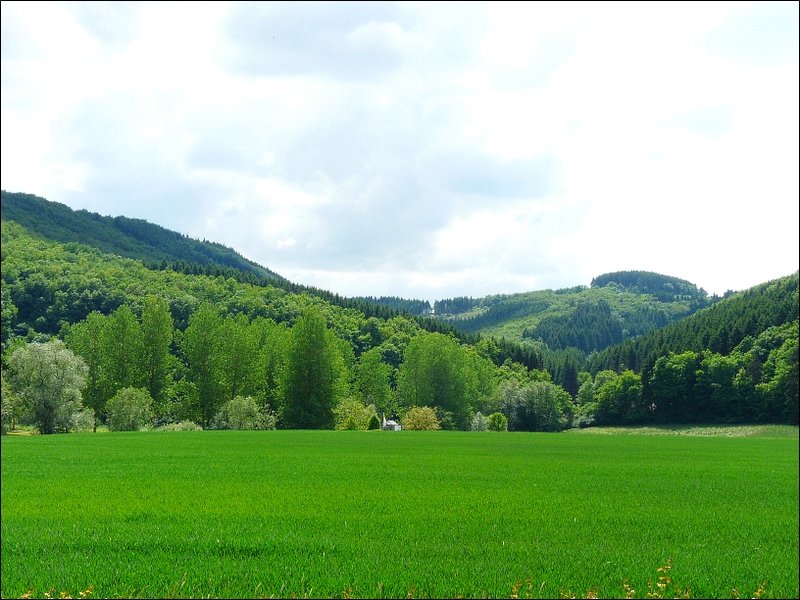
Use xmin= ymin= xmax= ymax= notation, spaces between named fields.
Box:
xmin=1 ymin=429 xmax=798 ymax=599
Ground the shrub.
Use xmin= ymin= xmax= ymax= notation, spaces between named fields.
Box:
xmin=334 ymin=398 xmax=378 ymax=430
xmin=259 ymin=407 xmax=278 ymax=430
xmin=487 ymin=412 xmax=508 ymax=432
xmin=157 ymin=420 xmax=202 ymax=431
xmin=72 ymin=408 xmax=95 ymax=432
xmin=367 ymin=414 xmax=381 ymax=430
xmin=215 ymin=396 xmax=262 ymax=430
xmin=402 ymin=406 xmax=441 ymax=430
xmin=106 ymin=387 xmax=154 ymax=431
xmin=471 ymin=411 xmax=488 ymax=431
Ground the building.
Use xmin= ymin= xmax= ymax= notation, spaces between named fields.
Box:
xmin=381 ymin=414 xmax=402 ymax=431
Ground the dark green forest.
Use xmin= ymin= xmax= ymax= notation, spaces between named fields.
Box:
xmin=1 ymin=193 xmax=797 ymax=434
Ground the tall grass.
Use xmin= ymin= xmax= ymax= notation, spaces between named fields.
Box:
xmin=2 ymin=429 xmax=797 ymax=598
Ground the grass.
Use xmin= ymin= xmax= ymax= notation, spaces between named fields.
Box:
xmin=1 ymin=428 xmax=798 ymax=598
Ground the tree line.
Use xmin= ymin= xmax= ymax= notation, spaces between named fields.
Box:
xmin=1 ymin=219 xmax=797 ymax=434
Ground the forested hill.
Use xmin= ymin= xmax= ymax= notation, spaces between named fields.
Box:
xmin=588 ymin=272 xmax=799 ymax=375
xmin=590 ymin=271 xmax=712 ymax=302
xmin=0 ymin=191 xmax=286 ymax=283
xmin=432 ymin=272 xmax=714 ymax=353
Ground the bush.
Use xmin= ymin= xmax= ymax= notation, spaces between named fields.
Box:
xmin=367 ymin=414 xmax=381 ymax=430
xmin=72 ymin=408 xmax=95 ymax=432
xmin=106 ymin=387 xmax=154 ymax=431
xmin=402 ymin=406 xmax=440 ymax=430
xmin=487 ymin=412 xmax=508 ymax=432
xmin=334 ymin=398 xmax=378 ymax=430
xmin=215 ymin=396 xmax=263 ymax=430
xmin=471 ymin=411 xmax=488 ymax=431
xmin=157 ymin=420 xmax=202 ymax=431
xmin=259 ymin=407 xmax=278 ymax=430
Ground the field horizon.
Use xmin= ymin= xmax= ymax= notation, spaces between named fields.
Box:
xmin=2 ymin=427 xmax=798 ymax=598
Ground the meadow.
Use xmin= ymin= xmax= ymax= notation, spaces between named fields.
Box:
xmin=1 ymin=427 xmax=798 ymax=599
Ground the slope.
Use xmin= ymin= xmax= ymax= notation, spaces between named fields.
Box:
xmin=432 ymin=271 xmax=714 ymax=353
xmin=0 ymin=191 xmax=285 ymax=283
xmin=587 ymin=272 xmax=799 ymax=374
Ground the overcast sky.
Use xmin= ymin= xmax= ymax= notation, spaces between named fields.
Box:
xmin=2 ymin=1 xmax=798 ymax=301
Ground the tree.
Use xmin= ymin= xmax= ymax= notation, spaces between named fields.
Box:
xmin=396 ymin=332 xmax=474 ymax=429
xmin=649 ymin=351 xmax=701 ymax=422
xmin=218 ymin=314 xmax=260 ymax=403
xmin=181 ymin=304 xmax=224 ymax=427
xmin=7 ymin=340 xmax=87 ymax=434
xmin=105 ymin=387 xmax=154 ymax=431
xmin=1 ymin=369 xmax=14 ymax=434
xmin=100 ymin=305 xmax=143 ymax=400
xmin=402 ymin=406 xmax=440 ymax=430
xmin=65 ymin=311 xmax=107 ymax=431
xmin=594 ymin=370 xmax=645 ymax=425
xmin=139 ymin=296 xmax=173 ymax=403
xmin=1 ymin=284 xmax=18 ymax=353
xmin=283 ymin=307 xmax=348 ymax=429
xmin=356 ymin=347 xmax=395 ymax=417
xmin=253 ymin=318 xmax=290 ymax=413
xmin=498 ymin=379 xmax=571 ymax=432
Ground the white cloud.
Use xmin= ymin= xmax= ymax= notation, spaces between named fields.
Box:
xmin=2 ymin=1 xmax=797 ymax=300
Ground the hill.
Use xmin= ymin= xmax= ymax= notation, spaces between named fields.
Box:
xmin=588 ymin=272 xmax=799 ymax=375
xmin=1 ymin=191 xmax=285 ymax=283
xmin=431 ymin=271 xmax=714 ymax=353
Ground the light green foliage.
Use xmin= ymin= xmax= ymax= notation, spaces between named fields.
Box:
xmin=254 ymin=319 xmax=290 ymax=411
xmin=283 ymin=307 xmax=349 ymax=429
xmin=7 ymin=340 xmax=87 ymax=434
xmin=334 ymin=398 xmax=378 ymax=430
xmin=486 ymin=411 xmax=508 ymax=431
xmin=139 ymin=295 xmax=173 ymax=403
xmin=1 ymin=430 xmax=796 ymax=598
xmin=594 ymin=369 xmax=645 ymax=425
xmin=100 ymin=305 xmax=144 ymax=399
xmin=356 ymin=347 xmax=394 ymax=417
xmin=214 ymin=395 xmax=265 ymax=430
xmin=181 ymin=304 xmax=224 ymax=427
xmin=105 ymin=387 xmax=154 ymax=432
xmin=217 ymin=314 xmax=260 ymax=403
xmin=65 ymin=311 xmax=107 ymax=431
xmin=402 ymin=406 xmax=441 ymax=430
xmin=397 ymin=332 xmax=484 ymax=429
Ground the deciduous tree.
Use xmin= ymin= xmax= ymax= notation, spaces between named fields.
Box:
xmin=8 ymin=340 xmax=87 ymax=434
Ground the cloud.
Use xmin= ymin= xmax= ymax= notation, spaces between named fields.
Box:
xmin=2 ymin=1 xmax=798 ymax=301
xmin=221 ymin=1 xmax=413 ymax=81
xmin=66 ymin=1 xmax=141 ymax=48
xmin=706 ymin=1 xmax=799 ymax=65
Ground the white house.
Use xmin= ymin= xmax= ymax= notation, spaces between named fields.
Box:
xmin=381 ymin=414 xmax=402 ymax=431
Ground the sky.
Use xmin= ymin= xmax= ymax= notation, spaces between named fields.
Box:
xmin=2 ymin=1 xmax=798 ymax=302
